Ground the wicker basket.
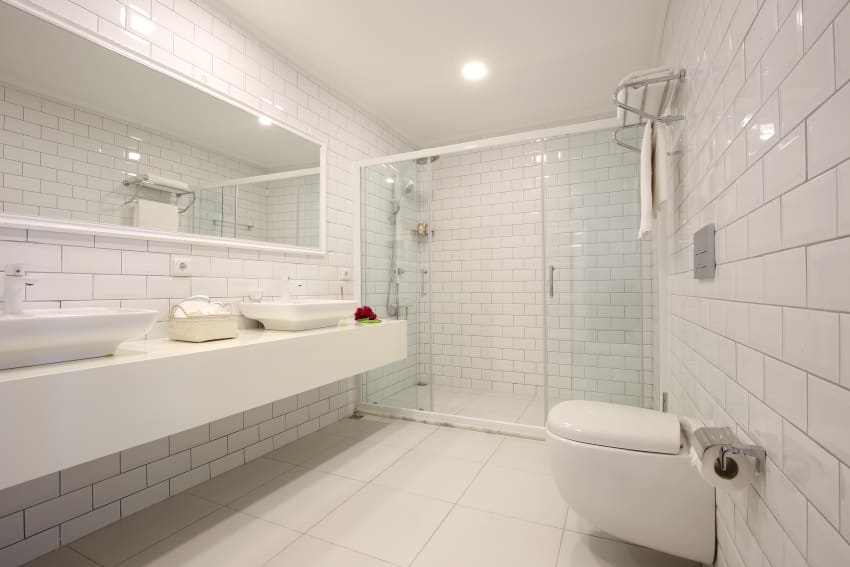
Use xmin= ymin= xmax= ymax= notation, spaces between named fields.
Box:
xmin=168 ymin=303 xmax=239 ymax=342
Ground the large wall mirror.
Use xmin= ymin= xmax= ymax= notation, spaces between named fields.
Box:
xmin=0 ymin=2 xmax=326 ymax=253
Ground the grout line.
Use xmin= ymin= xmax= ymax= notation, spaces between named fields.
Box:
xmin=404 ymin=434 xmax=505 ymax=567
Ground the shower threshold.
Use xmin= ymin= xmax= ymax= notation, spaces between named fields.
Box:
xmin=363 ymin=384 xmax=547 ymax=438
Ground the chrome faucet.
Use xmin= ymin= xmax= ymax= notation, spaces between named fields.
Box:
xmin=4 ymin=264 xmax=36 ymax=315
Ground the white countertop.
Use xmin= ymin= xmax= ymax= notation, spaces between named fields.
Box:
xmin=0 ymin=322 xmax=391 ymax=383
xmin=0 ymin=320 xmax=407 ymax=490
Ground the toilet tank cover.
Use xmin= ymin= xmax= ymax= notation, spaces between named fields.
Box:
xmin=547 ymin=400 xmax=681 ymax=454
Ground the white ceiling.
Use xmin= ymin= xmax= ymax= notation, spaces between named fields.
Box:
xmin=0 ymin=2 xmax=320 ymax=171
xmin=214 ymin=0 xmax=669 ymax=148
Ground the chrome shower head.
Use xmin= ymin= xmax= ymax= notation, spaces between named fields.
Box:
xmin=414 ymin=155 xmax=439 ymax=165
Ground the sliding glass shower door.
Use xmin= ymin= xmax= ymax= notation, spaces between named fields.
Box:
xmin=360 ymin=125 xmax=658 ymax=426
xmin=542 ymin=129 xmax=655 ymax=416
xmin=361 ymin=158 xmax=433 ymax=411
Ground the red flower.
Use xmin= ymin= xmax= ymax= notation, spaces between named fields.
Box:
xmin=355 ymin=305 xmax=377 ymax=320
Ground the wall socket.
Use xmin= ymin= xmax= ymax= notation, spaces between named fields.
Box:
xmin=172 ymin=257 xmax=192 ymax=276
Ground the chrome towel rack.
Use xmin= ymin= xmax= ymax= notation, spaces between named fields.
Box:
xmin=612 ymin=69 xmax=686 ymax=152
xmin=122 ymin=178 xmax=195 ymax=213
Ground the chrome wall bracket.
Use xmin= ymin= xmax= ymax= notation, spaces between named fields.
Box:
xmin=692 ymin=426 xmax=766 ymax=474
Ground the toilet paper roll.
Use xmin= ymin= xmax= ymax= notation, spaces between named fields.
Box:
xmin=690 ymin=446 xmax=755 ymax=491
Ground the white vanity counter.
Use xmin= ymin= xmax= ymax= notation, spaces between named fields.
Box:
xmin=0 ymin=320 xmax=406 ymax=490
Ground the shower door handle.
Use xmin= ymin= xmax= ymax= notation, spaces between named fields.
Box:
xmin=549 ymin=265 xmax=555 ymax=298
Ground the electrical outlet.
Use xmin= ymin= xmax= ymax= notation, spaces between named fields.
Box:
xmin=172 ymin=256 xmax=192 ymax=276
xmin=339 ymin=268 xmax=352 ymax=281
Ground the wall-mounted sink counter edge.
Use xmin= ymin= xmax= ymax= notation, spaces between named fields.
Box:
xmin=0 ymin=320 xmax=406 ymax=491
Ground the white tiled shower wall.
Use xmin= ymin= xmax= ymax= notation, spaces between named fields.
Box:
xmin=428 ymin=133 xmax=655 ymax=406
xmin=659 ymin=1 xmax=850 ymax=566
xmin=0 ymin=0 xmax=412 ymax=563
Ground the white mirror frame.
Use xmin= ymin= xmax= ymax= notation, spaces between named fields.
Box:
xmin=0 ymin=0 xmax=327 ymax=256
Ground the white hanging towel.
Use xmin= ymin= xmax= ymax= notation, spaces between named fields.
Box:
xmin=653 ymin=122 xmax=670 ymax=208
xmin=638 ymin=121 xmax=653 ymax=239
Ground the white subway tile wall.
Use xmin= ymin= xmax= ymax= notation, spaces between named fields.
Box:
xmin=0 ymin=81 xmax=269 ymax=232
xmin=660 ymin=1 xmax=850 ymax=566
xmin=0 ymin=383 xmax=356 ymax=564
xmin=0 ymin=0 xmax=412 ymax=564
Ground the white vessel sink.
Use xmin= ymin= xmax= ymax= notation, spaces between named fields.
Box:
xmin=0 ymin=308 xmax=158 ymax=370
xmin=240 ymin=299 xmax=358 ymax=331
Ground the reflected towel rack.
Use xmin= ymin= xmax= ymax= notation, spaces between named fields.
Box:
xmin=122 ymin=178 xmax=195 ymax=213
xmin=211 ymin=219 xmax=254 ymax=232
xmin=612 ymin=69 xmax=686 ymax=152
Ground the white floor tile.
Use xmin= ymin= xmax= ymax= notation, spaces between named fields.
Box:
xmin=22 ymin=547 xmax=98 ymax=567
xmin=120 ymin=508 xmax=298 ymax=567
xmin=432 ymin=388 xmax=478 ymax=414
xmin=373 ymin=450 xmax=483 ymax=502
xmin=556 ymin=531 xmax=697 ymax=567
xmin=335 ymin=417 xmax=437 ymax=449
xmin=459 ymin=464 xmax=567 ymax=527
xmin=379 ymin=388 xmax=421 ymax=410
xmin=321 ymin=416 xmax=394 ymax=440
xmin=265 ymin=535 xmax=396 ymax=567
xmin=517 ymin=397 xmax=546 ymax=426
xmin=414 ymin=427 xmax=503 ymax=462
xmin=456 ymin=393 xmax=530 ymax=422
xmin=309 ymin=484 xmax=451 ymax=566
xmin=302 ymin=438 xmax=408 ymax=482
xmin=489 ymin=436 xmax=552 ymax=475
xmin=229 ymin=467 xmax=363 ymax=532
xmin=564 ymin=509 xmax=624 ymax=542
xmin=265 ymin=430 xmax=350 ymax=465
xmin=411 ymin=506 xmax=562 ymax=567
xmin=188 ymin=457 xmax=294 ymax=505
xmin=69 ymin=493 xmax=219 ymax=567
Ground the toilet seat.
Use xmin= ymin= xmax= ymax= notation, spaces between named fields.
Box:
xmin=547 ymin=400 xmax=681 ymax=454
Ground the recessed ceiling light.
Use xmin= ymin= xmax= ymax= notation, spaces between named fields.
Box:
xmin=127 ymin=151 xmax=141 ymax=161
xmin=258 ymin=115 xmax=273 ymax=126
xmin=461 ymin=61 xmax=488 ymax=81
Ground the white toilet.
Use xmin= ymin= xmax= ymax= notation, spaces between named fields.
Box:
xmin=546 ymin=400 xmax=715 ymax=564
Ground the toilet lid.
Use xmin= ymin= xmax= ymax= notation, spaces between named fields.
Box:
xmin=547 ymin=400 xmax=681 ymax=454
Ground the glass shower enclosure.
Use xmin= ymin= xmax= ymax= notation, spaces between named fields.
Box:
xmin=360 ymin=123 xmax=657 ymax=429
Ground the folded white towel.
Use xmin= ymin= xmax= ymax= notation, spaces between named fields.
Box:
xmin=616 ymin=66 xmax=676 ymax=124
xmin=134 ymin=198 xmax=179 ymax=232
xmin=140 ymin=173 xmax=189 ymax=191
xmin=638 ymin=121 xmax=654 ymax=240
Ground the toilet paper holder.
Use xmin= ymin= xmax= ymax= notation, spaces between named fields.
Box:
xmin=692 ymin=427 xmax=766 ymax=474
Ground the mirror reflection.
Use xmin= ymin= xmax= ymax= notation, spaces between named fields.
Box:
xmin=0 ymin=3 xmax=323 ymax=250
